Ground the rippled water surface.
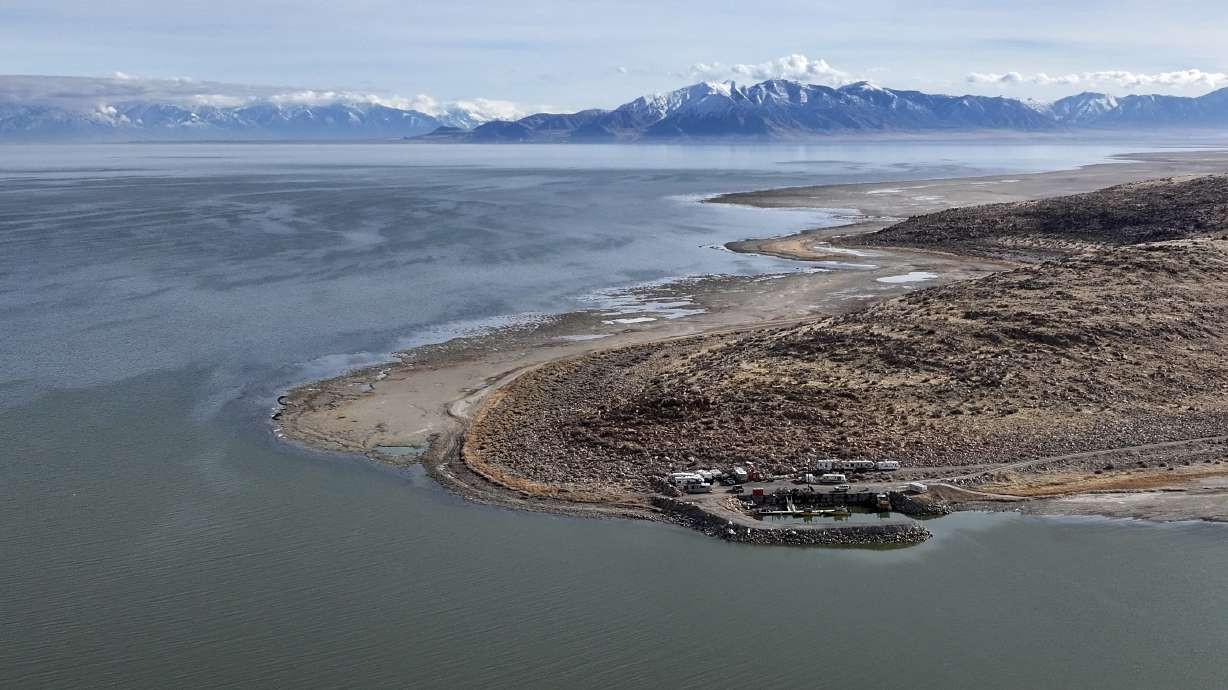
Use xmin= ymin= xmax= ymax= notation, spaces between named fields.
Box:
xmin=3 ymin=142 xmax=1226 ymax=688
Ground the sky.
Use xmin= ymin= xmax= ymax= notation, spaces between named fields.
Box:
xmin=2 ymin=0 xmax=1227 ymax=116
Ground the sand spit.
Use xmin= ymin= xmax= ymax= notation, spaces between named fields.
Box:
xmin=278 ymin=151 xmax=1228 ymax=542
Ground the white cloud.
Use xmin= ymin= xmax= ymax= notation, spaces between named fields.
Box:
xmin=966 ymin=68 xmax=1227 ymax=91
xmin=967 ymin=71 xmax=1024 ymax=84
xmin=1086 ymin=69 xmax=1228 ymax=89
xmin=449 ymin=98 xmax=529 ymax=121
xmin=689 ymin=54 xmax=853 ymax=86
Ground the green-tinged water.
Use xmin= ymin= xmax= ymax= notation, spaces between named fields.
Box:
xmin=3 ymin=143 xmax=1226 ymax=688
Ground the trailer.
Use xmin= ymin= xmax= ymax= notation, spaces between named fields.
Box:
xmin=684 ymin=482 xmax=713 ymax=494
xmin=731 ymin=467 xmax=749 ymax=483
xmin=819 ymin=473 xmax=847 ymax=485
xmin=875 ymin=461 xmax=901 ymax=471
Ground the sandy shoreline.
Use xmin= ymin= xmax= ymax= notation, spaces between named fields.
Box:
xmin=276 ymin=149 xmax=1228 ymax=535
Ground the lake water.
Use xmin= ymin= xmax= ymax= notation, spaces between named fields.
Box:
xmin=3 ymin=142 xmax=1226 ymax=688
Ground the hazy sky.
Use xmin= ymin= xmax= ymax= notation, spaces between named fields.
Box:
xmin=3 ymin=0 xmax=1227 ymax=113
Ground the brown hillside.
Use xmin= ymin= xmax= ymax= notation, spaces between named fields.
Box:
xmin=467 ymin=178 xmax=1228 ymax=494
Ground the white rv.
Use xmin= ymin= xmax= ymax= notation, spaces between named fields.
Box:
xmin=669 ymin=472 xmax=704 ymax=486
xmin=819 ymin=473 xmax=847 ymax=484
xmin=875 ymin=461 xmax=901 ymax=471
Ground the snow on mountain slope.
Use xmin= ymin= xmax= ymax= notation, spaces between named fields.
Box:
xmin=6 ymin=79 xmax=1228 ymax=142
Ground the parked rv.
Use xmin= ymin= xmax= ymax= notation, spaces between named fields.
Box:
xmin=818 ymin=473 xmax=847 ymax=484
xmin=875 ymin=461 xmax=901 ymax=471
xmin=906 ymin=482 xmax=928 ymax=494
xmin=668 ymin=472 xmax=704 ymax=486
xmin=684 ymin=482 xmax=713 ymax=494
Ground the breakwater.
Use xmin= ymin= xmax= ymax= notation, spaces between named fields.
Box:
xmin=652 ymin=497 xmax=932 ymax=546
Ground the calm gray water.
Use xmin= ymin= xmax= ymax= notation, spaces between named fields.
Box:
xmin=2 ymin=143 xmax=1226 ymax=688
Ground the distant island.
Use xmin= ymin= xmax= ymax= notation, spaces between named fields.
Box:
xmin=5 ymin=77 xmax=1228 ymax=142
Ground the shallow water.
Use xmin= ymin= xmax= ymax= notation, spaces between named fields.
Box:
xmin=3 ymin=142 xmax=1226 ymax=688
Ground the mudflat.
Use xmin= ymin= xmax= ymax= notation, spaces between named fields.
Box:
xmin=278 ymin=150 xmax=1228 ymax=534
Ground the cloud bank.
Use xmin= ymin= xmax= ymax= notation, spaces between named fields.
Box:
xmin=966 ymin=68 xmax=1228 ymax=91
xmin=689 ymin=54 xmax=853 ymax=86
xmin=0 ymin=74 xmax=535 ymax=122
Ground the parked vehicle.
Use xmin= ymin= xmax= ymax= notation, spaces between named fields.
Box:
xmin=668 ymin=472 xmax=704 ymax=486
xmin=731 ymin=467 xmax=749 ymax=483
xmin=812 ymin=460 xmax=835 ymax=472
xmin=818 ymin=473 xmax=847 ymax=484
xmin=684 ymin=482 xmax=713 ymax=494
xmin=906 ymin=482 xmax=928 ymax=494
xmin=875 ymin=461 xmax=901 ymax=471
xmin=728 ymin=485 xmax=745 ymax=494
xmin=832 ymin=484 xmax=851 ymax=493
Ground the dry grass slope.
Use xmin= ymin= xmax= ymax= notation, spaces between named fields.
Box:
xmin=467 ymin=176 xmax=1228 ymax=493
xmin=854 ymin=174 xmax=1228 ymax=260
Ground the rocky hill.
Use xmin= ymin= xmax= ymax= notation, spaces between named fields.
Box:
xmin=854 ymin=174 xmax=1228 ymax=260
xmin=466 ymin=177 xmax=1228 ymax=493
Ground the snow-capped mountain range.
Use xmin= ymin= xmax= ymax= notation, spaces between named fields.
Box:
xmin=438 ymin=80 xmax=1228 ymax=142
xmin=0 ymin=99 xmax=487 ymax=141
xmin=4 ymin=79 xmax=1228 ymax=141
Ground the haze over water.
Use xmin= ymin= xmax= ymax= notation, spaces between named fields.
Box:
xmin=3 ymin=142 xmax=1226 ymax=688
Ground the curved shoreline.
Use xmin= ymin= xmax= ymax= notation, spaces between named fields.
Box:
xmin=276 ymin=149 xmax=1228 ymax=543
